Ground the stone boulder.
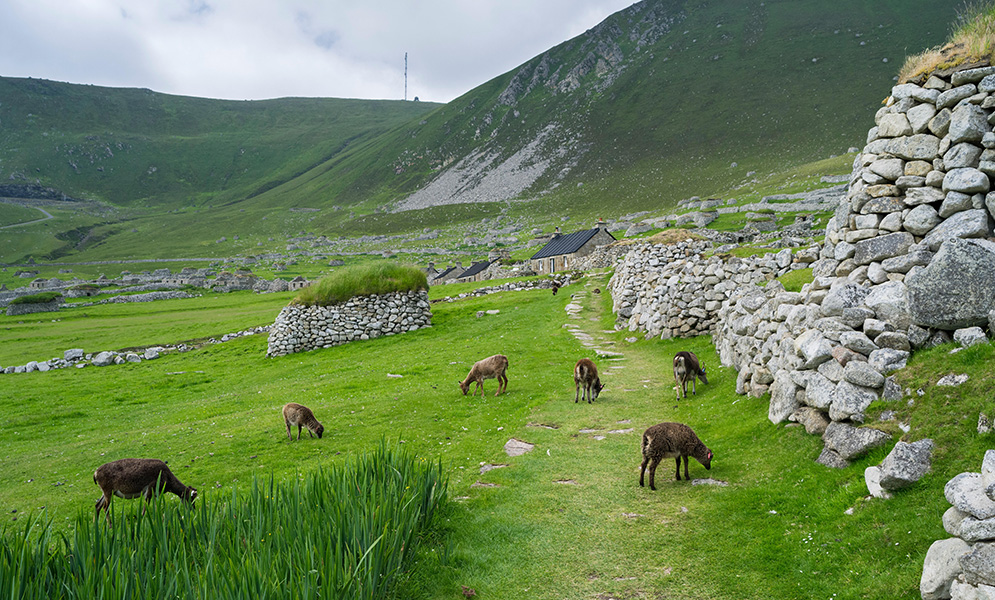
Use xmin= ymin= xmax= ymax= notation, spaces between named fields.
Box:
xmin=947 ymin=473 xmax=995 ymax=520
xmin=768 ymin=370 xmax=800 ymax=424
xmin=923 ymin=209 xmax=992 ymax=251
xmin=920 ymin=538 xmax=971 ymax=600
xmin=822 ymin=421 xmax=891 ymax=462
xmin=878 ymin=439 xmax=934 ymax=491
xmin=908 ymin=238 xmax=995 ymax=329
xmin=91 ymin=351 xmax=116 ymax=367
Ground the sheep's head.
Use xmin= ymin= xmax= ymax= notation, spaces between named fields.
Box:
xmin=459 ymin=380 xmax=470 ymax=395
xmin=698 ymin=365 xmax=708 ymax=385
xmin=315 ymin=423 xmax=325 ymax=439
xmin=702 ymin=450 xmax=713 ymax=470
xmin=184 ymin=487 xmax=198 ymax=504
xmin=592 ymin=380 xmax=605 ymax=400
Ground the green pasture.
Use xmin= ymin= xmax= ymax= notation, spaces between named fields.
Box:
xmin=1 ymin=274 xmax=990 ymax=598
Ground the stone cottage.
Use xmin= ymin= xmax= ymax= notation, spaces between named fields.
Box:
xmin=530 ymin=219 xmax=616 ymax=274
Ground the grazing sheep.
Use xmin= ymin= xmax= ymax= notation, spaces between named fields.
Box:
xmin=94 ymin=458 xmax=197 ymax=523
xmin=460 ymin=354 xmax=509 ymax=397
xmin=593 ymin=288 xmax=601 ymax=294
xmin=639 ymin=422 xmax=713 ymax=490
xmin=283 ymin=402 xmax=324 ymax=440
xmin=552 ymin=283 xmax=560 ymax=295
xmin=573 ymin=358 xmax=604 ymax=403
xmin=673 ymin=351 xmax=708 ymax=400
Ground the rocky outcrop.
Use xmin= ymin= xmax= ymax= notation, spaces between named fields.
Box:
xmin=267 ymin=290 xmax=432 ymax=357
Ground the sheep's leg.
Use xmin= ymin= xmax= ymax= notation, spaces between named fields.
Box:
xmin=575 ymin=380 xmax=580 ymax=403
xmin=691 ymin=377 xmax=696 ymax=396
xmin=674 ymin=457 xmax=682 ymax=480
xmin=502 ymin=373 xmax=508 ymax=394
xmin=648 ymin=457 xmax=661 ymax=490
xmin=297 ymin=425 xmax=303 ymax=440
xmin=285 ymin=419 xmax=293 ymax=441
xmin=587 ymin=384 xmax=593 ymax=404
xmin=95 ymin=494 xmax=111 ymax=523
xmin=683 ymin=455 xmax=691 ymax=480
xmin=639 ymin=457 xmax=649 ymax=487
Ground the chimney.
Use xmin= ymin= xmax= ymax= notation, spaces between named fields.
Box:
xmin=428 ymin=262 xmax=435 ymax=270
xmin=596 ymin=218 xmax=606 ymax=230
xmin=552 ymin=227 xmax=562 ymax=239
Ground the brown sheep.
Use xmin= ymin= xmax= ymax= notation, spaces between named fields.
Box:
xmin=673 ymin=351 xmax=708 ymax=400
xmin=459 ymin=354 xmax=509 ymax=397
xmin=283 ymin=402 xmax=324 ymax=440
xmin=93 ymin=458 xmax=197 ymax=523
xmin=639 ymin=422 xmax=713 ymax=490
xmin=573 ymin=358 xmax=604 ymax=403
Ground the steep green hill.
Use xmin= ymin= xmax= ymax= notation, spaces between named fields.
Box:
xmin=0 ymin=77 xmax=439 ymax=208
xmin=0 ymin=0 xmax=962 ymax=263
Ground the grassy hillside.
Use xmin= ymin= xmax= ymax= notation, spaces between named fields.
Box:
xmin=0 ymin=0 xmax=961 ymax=265
xmin=0 ymin=77 xmax=439 ymax=209
xmin=1 ymin=275 xmax=991 ymax=598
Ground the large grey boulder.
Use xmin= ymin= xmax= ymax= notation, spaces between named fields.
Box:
xmin=886 ymin=133 xmax=941 ymax=161
xmin=803 ymin=371 xmax=837 ymax=410
xmin=91 ymin=351 xmax=116 ymax=367
xmin=822 ymin=421 xmax=890 ymax=461
xmin=791 ymin=406 xmax=831 ymax=435
xmin=944 ymin=168 xmax=991 ymax=194
xmin=878 ymin=439 xmax=934 ymax=490
xmin=920 ymin=538 xmax=971 ymax=600
xmin=923 ymin=209 xmax=992 ymax=251
xmin=955 ymin=327 xmax=989 ymax=348
xmin=64 ymin=348 xmax=85 ymax=361
xmin=844 ymin=361 xmax=885 ymax=388
xmin=868 ymin=348 xmax=909 ymax=373
xmin=908 ymin=238 xmax=995 ymax=329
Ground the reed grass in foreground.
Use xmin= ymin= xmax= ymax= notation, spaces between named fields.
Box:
xmin=293 ymin=262 xmax=428 ymax=307
xmin=1 ymin=442 xmax=448 ymax=600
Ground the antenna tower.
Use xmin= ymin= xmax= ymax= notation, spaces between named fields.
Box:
xmin=404 ymin=52 xmax=408 ymax=101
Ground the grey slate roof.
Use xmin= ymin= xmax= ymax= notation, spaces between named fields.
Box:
xmin=530 ymin=227 xmax=613 ymax=260
xmin=456 ymin=260 xmax=493 ymax=279
xmin=431 ymin=266 xmax=459 ymax=281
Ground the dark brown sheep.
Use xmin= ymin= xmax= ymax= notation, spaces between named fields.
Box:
xmin=639 ymin=422 xmax=713 ymax=490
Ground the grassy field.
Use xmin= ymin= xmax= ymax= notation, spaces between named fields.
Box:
xmin=2 ymin=273 xmax=992 ymax=598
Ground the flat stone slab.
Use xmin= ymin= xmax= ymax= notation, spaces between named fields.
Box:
xmin=554 ymin=479 xmax=578 ymax=485
xmin=608 ymin=428 xmax=634 ymax=434
xmin=691 ymin=478 xmax=729 ymax=486
xmin=471 ymin=481 xmax=501 ymax=488
xmin=480 ymin=463 xmax=508 ymax=474
xmin=504 ymin=438 xmax=535 ymax=457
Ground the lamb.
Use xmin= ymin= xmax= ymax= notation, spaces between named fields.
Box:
xmin=573 ymin=358 xmax=604 ymax=403
xmin=639 ymin=422 xmax=713 ymax=490
xmin=283 ymin=402 xmax=324 ymax=440
xmin=459 ymin=354 xmax=509 ymax=397
xmin=93 ymin=458 xmax=197 ymax=522
xmin=673 ymin=350 xmax=708 ymax=400
xmin=552 ymin=283 xmax=560 ymax=295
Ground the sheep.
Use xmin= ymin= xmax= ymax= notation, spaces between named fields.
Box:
xmin=673 ymin=350 xmax=708 ymax=400
xmin=283 ymin=402 xmax=324 ymax=440
xmin=639 ymin=422 xmax=713 ymax=490
xmin=552 ymin=283 xmax=560 ymax=295
xmin=93 ymin=458 xmax=197 ymax=523
xmin=459 ymin=354 xmax=509 ymax=397
xmin=573 ymin=358 xmax=604 ymax=403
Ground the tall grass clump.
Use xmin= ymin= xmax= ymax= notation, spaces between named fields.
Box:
xmin=0 ymin=442 xmax=448 ymax=600
xmin=294 ymin=262 xmax=428 ymax=307
xmin=900 ymin=1 xmax=995 ymax=82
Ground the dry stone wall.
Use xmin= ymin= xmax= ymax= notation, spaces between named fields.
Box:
xmin=611 ymin=65 xmax=995 ymax=473
xmin=267 ymin=290 xmax=432 ymax=357
xmin=609 ymin=239 xmax=810 ymax=339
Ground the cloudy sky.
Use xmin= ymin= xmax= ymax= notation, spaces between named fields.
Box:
xmin=0 ymin=0 xmax=638 ymax=103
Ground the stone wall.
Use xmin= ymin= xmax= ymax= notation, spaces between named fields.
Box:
xmin=6 ymin=299 xmax=62 ymax=316
xmin=266 ymin=290 xmax=432 ymax=357
xmin=608 ymin=239 xmax=811 ymax=339
xmin=921 ymin=451 xmax=995 ymax=600
xmin=609 ymin=65 xmax=995 ymax=471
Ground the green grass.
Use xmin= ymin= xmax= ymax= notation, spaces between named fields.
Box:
xmin=777 ymin=267 xmax=815 ymax=292
xmin=1 ymin=274 xmax=987 ymax=598
xmin=293 ymin=263 xmax=428 ymax=306
xmin=2 ymin=442 xmax=448 ymax=600
xmin=8 ymin=292 xmax=63 ymax=305
xmin=0 ymin=204 xmax=45 ymax=227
